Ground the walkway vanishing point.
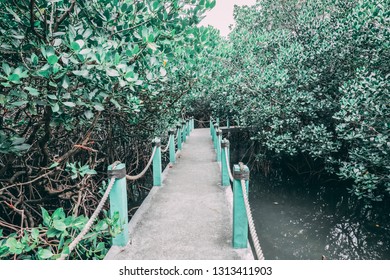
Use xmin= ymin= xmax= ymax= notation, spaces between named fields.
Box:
xmin=105 ymin=128 xmax=254 ymax=260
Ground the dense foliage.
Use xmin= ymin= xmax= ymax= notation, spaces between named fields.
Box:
xmin=192 ymin=0 xmax=389 ymax=202
xmin=0 ymin=0 xmax=216 ymax=259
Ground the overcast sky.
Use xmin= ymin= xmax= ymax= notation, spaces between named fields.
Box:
xmin=199 ymin=0 xmax=257 ymax=37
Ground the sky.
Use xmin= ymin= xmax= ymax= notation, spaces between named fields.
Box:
xmin=199 ymin=0 xmax=257 ymax=37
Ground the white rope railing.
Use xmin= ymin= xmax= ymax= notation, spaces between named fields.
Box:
xmin=240 ymin=179 xmax=265 ymax=260
xmin=58 ymin=162 xmax=120 ymax=260
xmin=224 ymin=147 xmax=234 ymax=182
xmin=59 ymin=145 xmax=158 ymax=259
xmin=126 ymin=146 xmax=156 ymax=181
xmin=161 ymin=137 xmax=170 ymax=153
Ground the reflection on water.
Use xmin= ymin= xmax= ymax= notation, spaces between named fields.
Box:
xmin=249 ymin=175 xmax=390 ymax=260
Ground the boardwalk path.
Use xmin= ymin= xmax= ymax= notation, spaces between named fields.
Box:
xmin=105 ymin=128 xmax=253 ymax=260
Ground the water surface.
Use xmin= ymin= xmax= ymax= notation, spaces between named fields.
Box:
xmin=249 ymin=175 xmax=390 ymax=260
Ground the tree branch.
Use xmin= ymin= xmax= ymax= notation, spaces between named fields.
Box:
xmin=29 ymin=0 xmax=45 ymax=40
xmin=54 ymin=0 xmax=76 ymax=32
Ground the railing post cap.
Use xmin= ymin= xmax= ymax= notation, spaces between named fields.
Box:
xmin=153 ymin=137 xmax=161 ymax=147
xmin=233 ymin=163 xmax=250 ymax=180
xmin=181 ymin=121 xmax=186 ymax=125
xmin=214 ymin=123 xmax=219 ymax=128
xmin=221 ymin=139 xmax=230 ymax=147
xmin=176 ymin=124 xmax=181 ymax=129
xmin=216 ymin=129 xmax=222 ymax=136
xmin=107 ymin=162 xmax=126 ymax=179
xmin=168 ymin=129 xmax=175 ymax=135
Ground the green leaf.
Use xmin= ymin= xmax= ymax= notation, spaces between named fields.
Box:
xmin=12 ymin=138 xmax=25 ymax=145
xmin=94 ymin=104 xmax=104 ymax=111
xmin=72 ymin=70 xmax=89 ymax=77
xmin=0 ymin=245 xmax=9 ymax=256
xmin=2 ymin=63 xmax=11 ymax=75
xmin=60 ymin=246 xmax=70 ymax=257
xmin=72 ymin=216 xmax=87 ymax=229
xmin=79 ymin=48 xmax=91 ymax=55
xmin=71 ymin=39 xmax=85 ymax=51
xmin=52 ymin=208 xmax=65 ymax=220
xmin=53 ymin=38 xmax=62 ymax=47
xmin=46 ymin=228 xmax=61 ymax=238
xmin=147 ymin=43 xmax=158 ymax=51
xmin=41 ymin=207 xmax=51 ymax=227
xmin=84 ymin=169 xmax=97 ymax=175
xmin=47 ymin=94 xmax=57 ymax=100
xmin=11 ymin=101 xmax=28 ymax=107
xmin=51 ymin=103 xmax=60 ymax=113
xmin=147 ymin=34 xmax=155 ymax=43
xmin=62 ymin=76 xmax=70 ymax=89
xmin=133 ymin=44 xmax=140 ymax=54
xmin=6 ymin=238 xmax=18 ymax=251
xmin=47 ymin=55 xmax=59 ymax=65
xmin=38 ymin=249 xmax=53 ymax=259
xmin=49 ymin=162 xmax=59 ymax=169
xmin=31 ymin=53 xmax=39 ymax=65
xmin=37 ymin=64 xmax=51 ymax=78
xmin=110 ymin=99 xmax=121 ymax=109
xmin=6 ymin=237 xmax=23 ymax=254
xmin=25 ymin=87 xmax=40 ymax=96
xmin=58 ymin=234 xmax=65 ymax=251
xmin=53 ymin=220 xmax=67 ymax=231
xmin=13 ymin=144 xmax=31 ymax=151
xmin=106 ymin=69 xmax=120 ymax=77
xmin=114 ymin=53 xmax=121 ymax=65
xmin=63 ymin=102 xmax=76 ymax=107
xmin=8 ymin=73 xmax=20 ymax=83
xmin=207 ymin=0 xmax=216 ymax=9
xmin=31 ymin=228 xmax=39 ymax=240
xmin=95 ymin=242 xmax=105 ymax=252
xmin=84 ymin=110 xmax=94 ymax=119
xmin=45 ymin=46 xmax=55 ymax=57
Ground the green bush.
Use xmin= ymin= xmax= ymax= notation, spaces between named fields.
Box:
xmin=195 ymin=0 xmax=389 ymax=201
xmin=0 ymin=0 xmax=217 ymax=259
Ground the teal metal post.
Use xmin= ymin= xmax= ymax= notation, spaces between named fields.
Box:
xmin=213 ymin=123 xmax=219 ymax=150
xmin=168 ymin=129 xmax=175 ymax=164
xmin=210 ymin=119 xmax=213 ymax=136
xmin=191 ymin=117 xmax=194 ymax=131
xmin=108 ymin=163 xmax=129 ymax=246
xmin=216 ymin=129 xmax=222 ymax=162
xmin=177 ymin=124 xmax=182 ymax=151
xmin=216 ymin=117 xmax=220 ymax=126
xmin=182 ymin=121 xmax=187 ymax=143
xmin=227 ymin=118 xmax=230 ymax=129
xmin=233 ymin=164 xmax=249 ymax=248
xmin=153 ymin=138 xmax=162 ymax=186
xmin=221 ymin=139 xmax=230 ymax=186
xmin=186 ymin=119 xmax=190 ymax=136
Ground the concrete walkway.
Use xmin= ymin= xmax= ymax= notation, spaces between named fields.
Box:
xmin=105 ymin=128 xmax=253 ymax=260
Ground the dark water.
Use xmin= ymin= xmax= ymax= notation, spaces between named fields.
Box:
xmin=224 ymin=129 xmax=390 ymax=260
xmin=249 ymin=174 xmax=390 ymax=260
